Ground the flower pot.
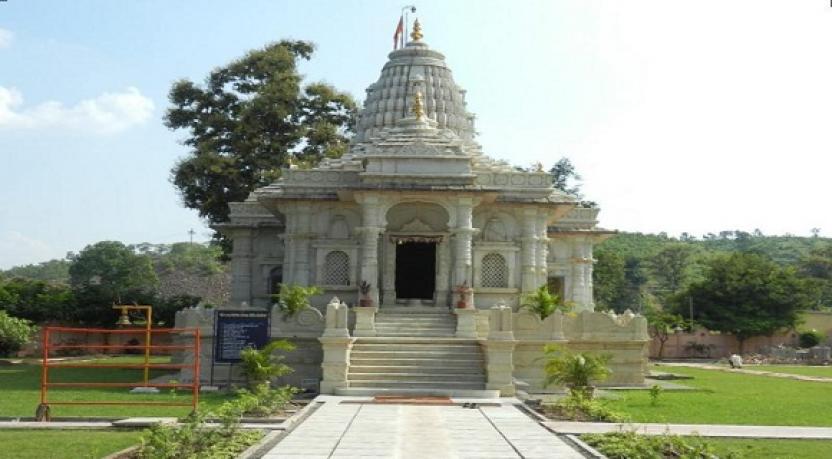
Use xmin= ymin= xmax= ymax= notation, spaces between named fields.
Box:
xmin=457 ymin=301 xmax=468 ymax=309
xmin=359 ymin=298 xmax=373 ymax=308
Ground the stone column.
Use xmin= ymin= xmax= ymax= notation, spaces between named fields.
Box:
xmin=483 ymin=304 xmax=517 ymax=396
xmin=357 ymin=196 xmax=383 ymax=306
xmin=292 ymin=207 xmax=312 ymax=286
xmin=436 ymin=238 xmax=451 ymax=307
xmin=535 ymin=213 xmax=549 ymax=288
xmin=452 ymin=198 xmax=475 ymax=290
xmin=382 ymin=237 xmax=396 ymax=305
xmin=571 ymin=238 xmax=593 ymax=312
xmin=230 ymin=228 xmax=254 ymax=306
xmin=520 ymin=208 xmax=538 ymax=294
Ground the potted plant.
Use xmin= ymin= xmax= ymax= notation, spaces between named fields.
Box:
xmin=274 ymin=284 xmax=323 ymax=320
xmin=454 ymin=281 xmax=473 ymax=308
xmin=358 ymin=281 xmax=373 ymax=307
xmin=542 ymin=344 xmax=611 ymax=399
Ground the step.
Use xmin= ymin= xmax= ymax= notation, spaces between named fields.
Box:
xmin=372 ymin=332 xmax=456 ymax=337
xmin=347 ymin=372 xmax=485 ymax=382
xmin=347 ymin=380 xmax=487 ymax=389
xmin=350 ymin=351 xmax=482 ymax=360
xmin=376 ymin=316 xmax=455 ymax=321
xmin=354 ymin=337 xmax=478 ymax=345
xmin=349 ymin=358 xmax=485 ymax=368
xmin=334 ymin=387 xmax=500 ymax=398
xmin=374 ymin=326 xmax=456 ymax=332
xmin=377 ymin=307 xmax=451 ymax=314
xmin=348 ymin=364 xmax=484 ymax=374
xmin=352 ymin=343 xmax=480 ymax=351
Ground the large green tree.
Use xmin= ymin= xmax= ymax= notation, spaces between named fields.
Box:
xmin=166 ymin=40 xmax=357 ymax=246
xmin=69 ymin=241 xmax=158 ymax=304
xmin=649 ymin=243 xmax=697 ymax=300
xmin=677 ymin=252 xmax=810 ymax=352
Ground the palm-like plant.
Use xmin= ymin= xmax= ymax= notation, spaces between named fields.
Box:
xmin=239 ymin=339 xmax=296 ymax=388
xmin=273 ymin=284 xmax=323 ymax=319
xmin=521 ymin=285 xmax=568 ymax=319
xmin=543 ymin=345 xmax=611 ymax=398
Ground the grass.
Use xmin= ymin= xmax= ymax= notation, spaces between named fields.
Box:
xmin=708 ymin=438 xmax=832 ymax=459
xmin=0 ymin=355 xmax=233 ymax=418
xmin=0 ymin=429 xmax=142 ymax=459
xmin=605 ymin=365 xmax=832 ymax=426
xmin=746 ymin=365 xmax=832 ymax=378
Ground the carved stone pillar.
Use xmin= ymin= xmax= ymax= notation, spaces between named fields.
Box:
xmin=571 ymin=238 xmax=593 ymax=312
xmin=230 ymin=228 xmax=254 ymax=306
xmin=319 ymin=298 xmax=352 ymax=394
xmin=382 ymin=237 xmax=396 ymax=305
xmin=357 ymin=195 xmax=383 ymax=306
xmin=436 ymin=238 xmax=451 ymax=307
xmin=452 ymin=198 xmax=475 ymax=290
xmin=520 ymin=208 xmax=538 ymax=294
xmin=536 ymin=214 xmax=549 ymax=288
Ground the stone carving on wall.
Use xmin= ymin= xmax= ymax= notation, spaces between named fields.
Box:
xmin=399 ymin=217 xmax=434 ymax=233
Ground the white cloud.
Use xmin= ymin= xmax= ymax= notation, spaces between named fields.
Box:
xmin=0 ymin=231 xmax=59 ymax=269
xmin=0 ymin=28 xmax=12 ymax=48
xmin=0 ymin=86 xmax=154 ymax=134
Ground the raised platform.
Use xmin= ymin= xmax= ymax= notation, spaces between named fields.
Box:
xmin=334 ymin=387 xmax=500 ymax=398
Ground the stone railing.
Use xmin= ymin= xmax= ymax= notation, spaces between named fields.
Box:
xmin=318 ymin=297 xmax=354 ymax=394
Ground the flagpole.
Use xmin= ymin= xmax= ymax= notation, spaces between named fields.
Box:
xmin=402 ymin=5 xmax=416 ymax=48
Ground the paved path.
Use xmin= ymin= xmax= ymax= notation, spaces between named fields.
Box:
xmin=546 ymin=421 xmax=832 ymax=439
xmin=659 ymin=362 xmax=832 ymax=383
xmin=265 ymin=398 xmax=583 ymax=458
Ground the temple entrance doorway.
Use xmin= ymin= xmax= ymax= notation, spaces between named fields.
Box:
xmin=395 ymin=241 xmax=436 ymax=300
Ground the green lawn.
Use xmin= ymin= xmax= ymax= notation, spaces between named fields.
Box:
xmin=0 ymin=429 xmax=142 ymax=459
xmin=746 ymin=365 xmax=832 ymax=379
xmin=0 ymin=356 xmax=233 ymax=418
xmin=708 ymin=438 xmax=832 ymax=459
xmin=606 ymin=365 xmax=832 ymax=426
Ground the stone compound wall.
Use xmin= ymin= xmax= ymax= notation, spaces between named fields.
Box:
xmin=175 ymin=304 xmax=649 ymax=394
xmin=511 ymin=310 xmax=649 ymax=391
xmin=174 ymin=304 xmax=330 ymax=388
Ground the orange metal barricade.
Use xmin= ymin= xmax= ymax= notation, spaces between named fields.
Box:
xmin=37 ymin=326 xmax=200 ymax=420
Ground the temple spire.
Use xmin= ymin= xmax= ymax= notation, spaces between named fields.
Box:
xmin=411 ymin=19 xmax=423 ymax=42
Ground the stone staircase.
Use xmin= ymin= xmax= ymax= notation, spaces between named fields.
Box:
xmin=336 ymin=310 xmax=498 ymax=397
xmin=373 ymin=310 xmax=457 ymax=337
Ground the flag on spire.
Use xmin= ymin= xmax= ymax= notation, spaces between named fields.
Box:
xmin=393 ymin=15 xmax=404 ymax=50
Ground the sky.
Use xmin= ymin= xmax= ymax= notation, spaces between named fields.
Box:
xmin=1 ymin=0 xmax=831 ymax=269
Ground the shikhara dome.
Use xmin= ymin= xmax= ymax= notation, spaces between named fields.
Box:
xmin=353 ymin=37 xmax=476 ymax=144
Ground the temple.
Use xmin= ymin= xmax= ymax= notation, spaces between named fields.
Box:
xmin=177 ymin=20 xmax=649 ymax=397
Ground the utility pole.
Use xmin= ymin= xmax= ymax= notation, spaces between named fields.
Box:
xmin=188 ymin=228 xmax=196 ymax=245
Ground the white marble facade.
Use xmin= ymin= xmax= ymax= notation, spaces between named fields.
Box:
xmin=217 ymin=30 xmax=613 ymax=313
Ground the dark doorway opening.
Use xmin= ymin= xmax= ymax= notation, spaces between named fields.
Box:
xmin=395 ymin=241 xmax=436 ymax=300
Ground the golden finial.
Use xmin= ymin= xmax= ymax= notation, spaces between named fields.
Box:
xmin=412 ymin=91 xmax=424 ymax=119
xmin=411 ymin=19 xmax=423 ymax=41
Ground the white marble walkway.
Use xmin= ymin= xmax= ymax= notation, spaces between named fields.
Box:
xmin=264 ymin=398 xmax=583 ymax=458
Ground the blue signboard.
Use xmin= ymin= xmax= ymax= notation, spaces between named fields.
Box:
xmin=214 ymin=310 xmax=270 ymax=363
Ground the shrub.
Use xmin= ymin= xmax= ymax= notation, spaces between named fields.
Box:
xmin=233 ymin=383 xmax=299 ymax=417
xmin=273 ymin=284 xmax=322 ymax=319
xmin=0 ymin=310 xmax=37 ymax=356
xmin=239 ymin=339 xmax=295 ymax=388
xmin=581 ymin=432 xmax=721 ymax=459
xmin=649 ymin=384 xmax=663 ymax=406
xmin=139 ymin=400 xmax=261 ymax=459
xmin=521 ymin=285 xmax=568 ymax=319
xmin=545 ymin=393 xmax=627 ymax=423
xmin=543 ymin=345 xmax=611 ymax=398
xmin=799 ymin=329 xmax=824 ymax=348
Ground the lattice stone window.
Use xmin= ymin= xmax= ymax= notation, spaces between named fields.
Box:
xmin=481 ymin=253 xmax=508 ymax=288
xmin=323 ymin=251 xmax=350 ymax=286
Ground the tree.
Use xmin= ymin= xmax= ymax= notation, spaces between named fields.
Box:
xmin=549 ymin=157 xmax=582 ymax=197
xmin=69 ymin=241 xmax=159 ymax=316
xmin=644 ymin=305 xmax=685 ymax=360
xmin=1 ymin=259 xmax=70 ymax=283
xmin=650 ymin=244 xmax=695 ymax=299
xmin=593 ymin=247 xmax=626 ymax=312
xmin=799 ymin=244 xmax=832 ymax=309
xmin=676 ymin=252 xmax=809 ymax=353
xmin=0 ymin=277 xmax=74 ymax=323
xmin=165 ymin=40 xmax=357 ymax=249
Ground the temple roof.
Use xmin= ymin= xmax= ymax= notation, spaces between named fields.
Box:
xmin=352 ymin=31 xmax=476 ymax=144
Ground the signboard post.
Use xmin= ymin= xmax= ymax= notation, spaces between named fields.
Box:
xmin=211 ymin=310 xmax=270 ymax=385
